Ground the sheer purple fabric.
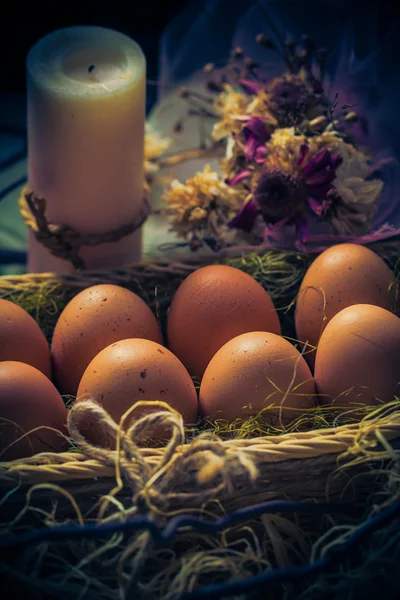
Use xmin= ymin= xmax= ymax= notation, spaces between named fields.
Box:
xmin=152 ymin=0 xmax=400 ymax=251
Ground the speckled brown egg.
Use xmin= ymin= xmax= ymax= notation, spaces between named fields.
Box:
xmin=0 ymin=299 xmax=51 ymax=377
xmin=0 ymin=361 xmax=68 ymax=461
xmin=199 ymin=331 xmax=316 ymax=424
xmin=167 ymin=265 xmax=281 ymax=378
xmin=295 ymin=244 xmax=398 ymax=368
xmin=51 ymin=284 xmax=163 ymax=395
xmin=76 ymin=338 xmax=198 ymax=446
xmin=314 ymin=304 xmax=400 ymax=407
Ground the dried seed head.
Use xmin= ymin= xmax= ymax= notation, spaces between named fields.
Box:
xmin=173 ymin=120 xmax=183 ymax=134
xmin=254 ymin=170 xmax=306 ymax=224
xmin=266 ymin=74 xmax=312 ymax=126
xmin=309 ymin=115 xmax=329 ymax=130
xmin=203 ymin=63 xmax=215 ymax=73
xmin=190 ymin=236 xmax=203 ymax=251
xmin=178 ymin=87 xmax=190 ymax=99
xmin=284 ymin=36 xmax=296 ymax=55
xmin=256 ymin=33 xmax=275 ymax=48
xmin=326 ymin=120 xmax=340 ymax=131
xmin=244 ymin=57 xmax=259 ymax=69
xmin=344 ymin=111 xmax=358 ymax=123
xmin=206 ymin=81 xmax=224 ymax=93
xmin=232 ymin=47 xmax=244 ymax=60
xmin=297 ymin=49 xmax=308 ymax=64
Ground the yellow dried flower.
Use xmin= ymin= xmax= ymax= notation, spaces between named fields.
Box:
xmin=212 ymin=85 xmax=276 ymax=141
xmin=189 ymin=206 xmax=208 ymax=222
xmin=269 ymin=127 xmax=305 ymax=151
xmin=261 ymin=128 xmax=305 ymax=175
xmin=144 ymin=125 xmax=172 ymax=182
xmin=266 ymin=128 xmax=382 ymax=214
xmin=163 ymin=165 xmax=242 ymax=238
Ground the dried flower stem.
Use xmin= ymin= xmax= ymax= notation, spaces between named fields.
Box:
xmin=158 ymin=143 xmax=225 ymax=168
xmin=328 ymin=93 xmax=339 ymax=130
xmin=179 ymin=88 xmax=214 ymax=104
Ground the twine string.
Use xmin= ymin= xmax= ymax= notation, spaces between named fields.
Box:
xmin=66 ymin=399 xmax=264 ymax=515
xmin=19 ymin=187 xmax=152 ymax=270
xmin=64 ymin=398 xmax=400 ymax=518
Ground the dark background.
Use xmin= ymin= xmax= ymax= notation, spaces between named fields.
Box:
xmin=1 ymin=2 xmax=400 ymax=80
xmin=0 ymin=1 xmax=189 ymax=111
xmin=1 ymin=0 xmax=399 ymax=108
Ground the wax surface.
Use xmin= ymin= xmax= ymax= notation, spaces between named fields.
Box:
xmin=27 ymin=26 xmax=146 ymax=273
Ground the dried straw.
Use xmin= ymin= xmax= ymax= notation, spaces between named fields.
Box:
xmin=1 ymin=244 xmax=400 ymax=599
xmin=1 ymin=399 xmax=400 ymax=600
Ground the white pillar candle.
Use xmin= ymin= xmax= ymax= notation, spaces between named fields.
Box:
xmin=26 ymin=26 xmax=146 ymax=274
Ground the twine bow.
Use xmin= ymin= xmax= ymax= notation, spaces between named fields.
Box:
xmin=67 ymin=399 xmax=260 ymax=516
xmin=19 ymin=187 xmax=152 ymax=270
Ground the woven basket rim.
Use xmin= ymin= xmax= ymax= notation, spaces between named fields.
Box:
xmin=1 ymin=247 xmax=400 ymax=497
xmin=1 ymin=407 xmax=400 ymax=488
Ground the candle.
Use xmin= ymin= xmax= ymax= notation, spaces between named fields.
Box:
xmin=26 ymin=26 xmax=146 ymax=274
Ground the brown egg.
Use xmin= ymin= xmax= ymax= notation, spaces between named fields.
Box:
xmin=167 ymin=265 xmax=281 ymax=378
xmin=315 ymin=304 xmax=400 ymax=407
xmin=295 ymin=243 xmax=398 ymax=368
xmin=0 ymin=299 xmax=51 ymax=377
xmin=76 ymin=338 xmax=198 ymax=446
xmin=52 ymin=284 xmax=163 ymax=395
xmin=0 ymin=361 xmax=68 ymax=461
xmin=199 ymin=331 xmax=316 ymax=424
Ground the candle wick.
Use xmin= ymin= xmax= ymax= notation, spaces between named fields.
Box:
xmin=88 ymin=65 xmax=95 ymax=73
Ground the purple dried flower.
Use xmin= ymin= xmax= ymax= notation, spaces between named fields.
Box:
xmin=228 ymin=198 xmax=259 ymax=232
xmin=255 ymin=170 xmax=306 ymax=224
xmin=229 ymin=170 xmax=306 ymax=233
xmin=243 ymin=116 xmax=270 ymax=141
xmin=228 ymin=144 xmax=343 ymax=241
xmin=225 ymin=169 xmax=252 ymax=186
xmin=240 ymin=78 xmax=265 ymax=95
xmin=242 ymin=116 xmax=270 ymax=163
xmin=331 ymin=154 xmax=343 ymax=169
xmin=266 ymin=75 xmax=313 ymax=126
xmin=254 ymin=145 xmax=268 ymax=163
xmin=302 ymin=148 xmax=332 ymax=177
xmin=305 ymin=168 xmax=337 ymax=187
xmin=296 ymin=144 xmax=309 ymax=167
xmin=294 ymin=213 xmax=308 ymax=243
xmin=302 ymin=147 xmax=343 ymax=217
xmin=244 ymin=135 xmax=259 ymax=162
xmin=307 ymin=196 xmax=331 ymax=217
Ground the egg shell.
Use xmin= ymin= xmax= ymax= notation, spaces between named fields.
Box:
xmin=76 ymin=338 xmax=198 ymax=446
xmin=52 ymin=284 xmax=163 ymax=395
xmin=167 ymin=265 xmax=281 ymax=378
xmin=314 ymin=304 xmax=400 ymax=407
xmin=0 ymin=361 xmax=68 ymax=461
xmin=295 ymin=244 xmax=398 ymax=369
xmin=0 ymin=299 xmax=51 ymax=377
xmin=199 ymin=331 xmax=316 ymax=424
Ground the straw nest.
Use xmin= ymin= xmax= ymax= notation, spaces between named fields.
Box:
xmin=1 ymin=245 xmax=400 ymax=600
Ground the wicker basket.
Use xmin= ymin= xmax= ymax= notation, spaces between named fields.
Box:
xmin=1 ymin=248 xmax=400 ymax=600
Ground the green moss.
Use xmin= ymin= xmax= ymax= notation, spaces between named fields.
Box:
xmin=0 ymin=250 xmax=310 ymax=342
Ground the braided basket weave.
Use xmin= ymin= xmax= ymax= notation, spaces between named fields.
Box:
xmin=1 ymin=247 xmax=400 ymax=599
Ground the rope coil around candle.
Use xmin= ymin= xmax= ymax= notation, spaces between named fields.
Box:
xmin=18 ymin=186 xmax=152 ymax=270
